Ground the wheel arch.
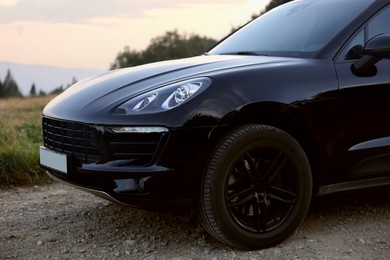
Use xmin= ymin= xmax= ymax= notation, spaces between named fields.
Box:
xmin=208 ymin=101 xmax=323 ymax=192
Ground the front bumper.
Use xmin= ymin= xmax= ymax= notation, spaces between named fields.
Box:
xmin=41 ymin=117 xmax=214 ymax=210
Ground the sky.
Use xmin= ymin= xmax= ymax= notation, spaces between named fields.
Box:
xmin=0 ymin=0 xmax=270 ymax=70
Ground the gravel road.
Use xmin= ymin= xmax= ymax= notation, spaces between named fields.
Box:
xmin=1 ymin=182 xmax=389 ymax=259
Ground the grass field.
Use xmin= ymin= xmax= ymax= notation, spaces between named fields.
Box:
xmin=0 ymin=96 xmax=55 ymax=187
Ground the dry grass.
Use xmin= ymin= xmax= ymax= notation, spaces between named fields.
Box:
xmin=0 ymin=95 xmax=54 ymax=109
xmin=0 ymin=96 xmax=54 ymax=125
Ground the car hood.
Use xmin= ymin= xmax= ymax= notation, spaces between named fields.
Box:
xmin=43 ymin=54 xmax=300 ymax=123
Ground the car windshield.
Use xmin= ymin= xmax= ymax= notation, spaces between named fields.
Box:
xmin=209 ymin=0 xmax=373 ymax=58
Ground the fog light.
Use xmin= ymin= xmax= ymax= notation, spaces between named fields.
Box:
xmin=136 ymin=177 xmax=150 ymax=192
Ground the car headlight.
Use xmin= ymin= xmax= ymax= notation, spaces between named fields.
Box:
xmin=114 ymin=77 xmax=211 ymax=114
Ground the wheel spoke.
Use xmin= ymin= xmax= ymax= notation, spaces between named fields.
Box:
xmin=261 ymin=152 xmax=287 ymax=183
xmin=242 ymin=152 xmax=260 ymax=180
xmin=227 ymin=192 xmax=255 ymax=208
xmin=259 ymin=199 xmax=268 ymax=232
xmin=234 ymin=155 xmax=255 ymax=184
xmin=227 ymin=186 xmax=253 ymax=201
xmin=233 ymin=152 xmax=260 ymax=185
xmin=269 ymin=185 xmax=297 ymax=204
xmin=250 ymin=196 xmax=269 ymax=233
xmin=252 ymin=199 xmax=261 ymax=232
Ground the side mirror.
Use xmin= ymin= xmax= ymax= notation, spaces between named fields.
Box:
xmin=352 ymin=34 xmax=390 ymax=76
xmin=364 ymin=33 xmax=390 ymax=57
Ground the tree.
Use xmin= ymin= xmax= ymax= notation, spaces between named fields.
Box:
xmin=111 ymin=46 xmax=146 ymax=69
xmin=263 ymin=0 xmax=293 ymax=13
xmin=39 ymin=89 xmax=47 ymax=96
xmin=49 ymin=85 xmax=64 ymax=95
xmin=0 ymin=74 xmax=5 ymax=97
xmin=111 ymin=30 xmax=217 ymax=69
xmin=231 ymin=0 xmax=293 ymax=32
xmin=68 ymin=77 xmax=77 ymax=88
xmin=30 ymin=83 xmax=37 ymax=97
xmin=0 ymin=69 xmax=22 ymax=98
xmin=142 ymin=30 xmax=214 ymax=62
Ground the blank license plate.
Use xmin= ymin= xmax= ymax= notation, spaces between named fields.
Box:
xmin=40 ymin=147 xmax=68 ymax=174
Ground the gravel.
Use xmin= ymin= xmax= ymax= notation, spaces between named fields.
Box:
xmin=1 ymin=182 xmax=389 ymax=259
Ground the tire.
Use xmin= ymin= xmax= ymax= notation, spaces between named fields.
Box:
xmin=199 ymin=124 xmax=312 ymax=249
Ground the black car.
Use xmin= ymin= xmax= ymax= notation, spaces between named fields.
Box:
xmin=40 ymin=0 xmax=390 ymax=249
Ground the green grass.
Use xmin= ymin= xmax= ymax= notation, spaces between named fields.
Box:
xmin=0 ymin=96 xmax=55 ymax=187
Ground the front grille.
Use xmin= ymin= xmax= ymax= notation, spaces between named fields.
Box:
xmin=42 ymin=117 xmax=100 ymax=164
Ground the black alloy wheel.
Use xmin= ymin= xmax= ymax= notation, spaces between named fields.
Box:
xmin=199 ymin=125 xmax=312 ymax=249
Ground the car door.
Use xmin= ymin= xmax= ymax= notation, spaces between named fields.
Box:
xmin=333 ymin=5 xmax=390 ymax=181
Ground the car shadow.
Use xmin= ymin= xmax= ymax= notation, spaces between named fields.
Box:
xmin=308 ymin=185 xmax=390 ymax=216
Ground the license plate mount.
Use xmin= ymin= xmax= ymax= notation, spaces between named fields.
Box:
xmin=39 ymin=147 xmax=68 ymax=174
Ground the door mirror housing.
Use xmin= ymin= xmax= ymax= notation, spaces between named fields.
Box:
xmin=364 ymin=33 xmax=390 ymax=57
xmin=352 ymin=34 xmax=390 ymax=77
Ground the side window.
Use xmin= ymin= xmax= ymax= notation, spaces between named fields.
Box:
xmin=368 ymin=7 xmax=390 ymax=38
xmin=342 ymin=5 xmax=390 ymax=60
xmin=343 ymin=30 xmax=364 ymax=60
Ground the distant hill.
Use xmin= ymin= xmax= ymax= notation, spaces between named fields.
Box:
xmin=0 ymin=61 xmax=102 ymax=96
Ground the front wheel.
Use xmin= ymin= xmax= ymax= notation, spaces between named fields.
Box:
xmin=199 ymin=125 xmax=312 ymax=249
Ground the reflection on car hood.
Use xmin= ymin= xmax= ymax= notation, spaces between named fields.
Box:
xmin=43 ymin=54 xmax=297 ymax=121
